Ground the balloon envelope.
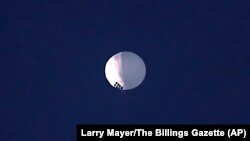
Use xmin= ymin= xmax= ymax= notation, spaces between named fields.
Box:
xmin=105 ymin=51 xmax=146 ymax=90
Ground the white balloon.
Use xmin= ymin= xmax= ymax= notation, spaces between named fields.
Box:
xmin=105 ymin=51 xmax=146 ymax=90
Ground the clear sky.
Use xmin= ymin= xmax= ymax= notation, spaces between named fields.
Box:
xmin=1 ymin=0 xmax=250 ymax=140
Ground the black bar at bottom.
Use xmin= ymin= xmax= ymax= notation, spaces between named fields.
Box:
xmin=77 ymin=124 xmax=250 ymax=140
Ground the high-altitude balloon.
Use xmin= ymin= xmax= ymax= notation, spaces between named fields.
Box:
xmin=105 ymin=51 xmax=146 ymax=90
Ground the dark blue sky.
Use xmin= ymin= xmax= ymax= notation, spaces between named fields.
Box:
xmin=1 ymin=0 xmax=250 ymax=140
